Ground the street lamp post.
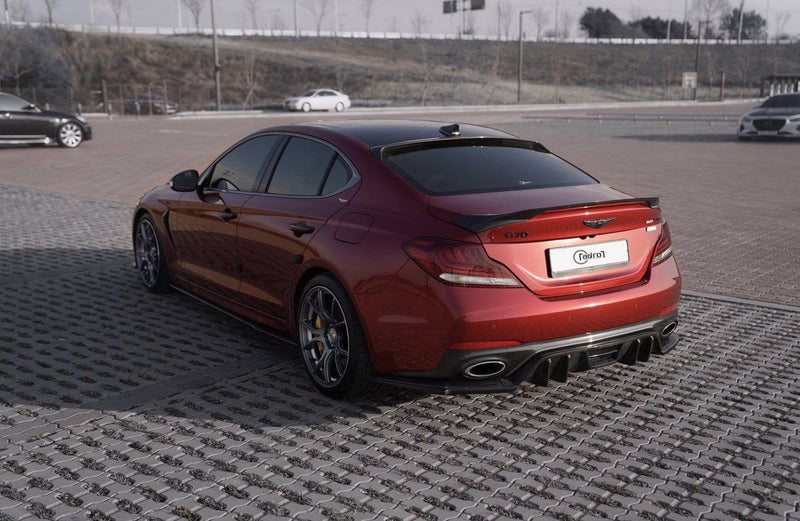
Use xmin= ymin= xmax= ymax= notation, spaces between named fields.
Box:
xmin=211 ymin=0 xmax=222 ymax=111
xmin=693 ymin=19 xmax=708 ymax=101
xmin=4 ymin=0 xmax=10 ymax=26
xmin=517 ymin=10 xmax=532 ymax=103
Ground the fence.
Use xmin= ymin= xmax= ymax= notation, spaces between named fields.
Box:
xmin=761 ymin=75 xmax=800 ymax=97
xmin=98 ymin=81 xmax=176 ymax=116
xmin=7 ymin=20 xmax=799 ymax=45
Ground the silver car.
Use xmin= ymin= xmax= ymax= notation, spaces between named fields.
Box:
xmin=738 ymin=93 xmax=800 ymax=139
xmin=283 ymin=89 xmax=351 ymax=113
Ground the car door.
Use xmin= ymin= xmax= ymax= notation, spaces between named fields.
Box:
xmin=237 ymin=135 xmax=358 ymax=319
xmin=169 ymin=134 xmax=282 ymax=302
xmin=10 ymin=106 xmax=51 ymax=137
xmin=0 ymin=93 xmax=47 ymax=138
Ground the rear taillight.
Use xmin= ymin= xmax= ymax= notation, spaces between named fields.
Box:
xmin=652 ymin=222 xmax=673 ymax=265
xmin=403 ymin=238 xmax=520 ymax=287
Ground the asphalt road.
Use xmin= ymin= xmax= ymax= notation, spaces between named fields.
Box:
xmin=0 ymin=103 xmax=798 ymax=521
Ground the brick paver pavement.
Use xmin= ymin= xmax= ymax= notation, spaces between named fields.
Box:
xmin=0 ymin=185 xmax=798 ymax=521
xmin=1 ymin=104 xmax=797 ymax=305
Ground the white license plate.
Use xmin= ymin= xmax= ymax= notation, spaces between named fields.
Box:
xmin=548 ymin=239 xmax=629 ymax=277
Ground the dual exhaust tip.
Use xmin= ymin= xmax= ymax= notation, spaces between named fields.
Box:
xmin=661 ymin=321 xmax=678 ymax=337
xmin=464 ymin=360 xmax=507 ymax=379
xmin=463 ymin=320 xmax=677 ymax=380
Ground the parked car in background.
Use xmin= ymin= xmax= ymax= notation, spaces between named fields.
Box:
xmin=123 ymin=94 xmax=178 ymax=115
xmin=133 ymin=120 xmax=680 ymax=398
xmin=738 ymin=93 xmax=800 ymax=139
xmin=0 ymin=92 xmax=92 ymax=148
xmin=283 ymin=89 xmax=351 ymax=112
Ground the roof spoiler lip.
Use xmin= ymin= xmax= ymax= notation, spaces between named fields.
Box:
xmin=370 ymin=136 xmax=550 ymax=159
xmin=453 ymin=197 xmax=661 ymax=233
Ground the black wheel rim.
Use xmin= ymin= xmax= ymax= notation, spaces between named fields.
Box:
xmin=298 ymin=286 xmax=350 ymax=388
xmin=134 ymin=219 xmax=160 ymax=288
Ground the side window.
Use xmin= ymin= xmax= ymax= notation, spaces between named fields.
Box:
xmin=0 ymin=93 xmax=27 ymax=111
xmin=268 ymin=137 xmax=337 ymax=196
xmin=209 ymin=135 xmax=280 ymax=191
xmin=321 ymin=157 xmax=352 ymax=195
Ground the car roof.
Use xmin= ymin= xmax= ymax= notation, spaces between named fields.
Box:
xmin=305 ymin=119 xmax=516 ymax=147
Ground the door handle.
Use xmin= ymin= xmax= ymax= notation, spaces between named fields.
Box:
xmin=289 ymin=223 xmax=315 ymax=236
xmin=219 ymin=209 xmax=238 ymax=221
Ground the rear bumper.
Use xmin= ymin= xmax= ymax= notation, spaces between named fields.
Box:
xmin=370 ymin=313 xmax=679 ymax=394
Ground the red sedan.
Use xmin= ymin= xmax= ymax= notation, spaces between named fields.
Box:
xmin=133 ymin=120 xmax=681 ymax=397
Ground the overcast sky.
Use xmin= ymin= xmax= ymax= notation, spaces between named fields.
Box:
xmin=15 ymin=0 xmax=800 ymax=36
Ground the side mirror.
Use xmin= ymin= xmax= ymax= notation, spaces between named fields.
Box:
xmin=23 ymin=103 xmax=37 ymax=111
xmin=170 ymin=170 xmax=199 ymax=192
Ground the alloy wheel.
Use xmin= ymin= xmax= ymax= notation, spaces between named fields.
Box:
xmin=298 ymin=286 xmax=350 ymax=388
xmin=134 ymin=219 xmax=160 ymax=288
xmin=59 ymin=123 xmax=83 ymax=148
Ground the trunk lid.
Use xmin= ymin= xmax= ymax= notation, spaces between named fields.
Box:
xmin=428 ymin=184 xmax=663 ymax=297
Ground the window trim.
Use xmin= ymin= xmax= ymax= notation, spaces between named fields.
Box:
xmin=257 ymin=133 xmax=360 ymax=199
xmin=199 ymin=134 xmax=284 ymax=193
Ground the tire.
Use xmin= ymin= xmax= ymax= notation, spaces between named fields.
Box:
xmin=56 ymin=122 xmax=83 ymax=148
xmin=301 ymin=102 xmax=311 ymax=113
xmin=335 ymin=102 xmax=345 ymax=112
xmin=297 ymin=274 xmax=371 ymax=399
xmin=134 ymin=214 xmax=171 ymax=293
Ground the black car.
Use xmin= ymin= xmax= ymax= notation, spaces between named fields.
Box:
xmin=123 ymin=94 xmax=178 ymax=115
xmin=0 ymin=92 xmax=92 ymax=148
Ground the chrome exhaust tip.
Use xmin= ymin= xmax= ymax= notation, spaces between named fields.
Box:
xmin=463 ymin=360 xmax=507 ymax=379
xmin=661 ymin=321 xmax=678 ymax=337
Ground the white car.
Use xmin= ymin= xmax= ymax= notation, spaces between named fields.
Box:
xmin=738 ymin=93 xmax=800 ymax=140
xmin=283 ymin=89 xmax=351 ymax=112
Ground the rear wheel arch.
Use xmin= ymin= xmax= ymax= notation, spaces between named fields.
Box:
xmin=293 ymin=266 xmax=366 ymax=334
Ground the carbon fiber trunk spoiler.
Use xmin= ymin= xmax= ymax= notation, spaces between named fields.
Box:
xmin=454 ymin=197 xmax=660 ymax=233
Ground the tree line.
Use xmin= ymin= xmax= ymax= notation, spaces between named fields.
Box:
xmin=579 ymin=0 xmax=790 ymax=41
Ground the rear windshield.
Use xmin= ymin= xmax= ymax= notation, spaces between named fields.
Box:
xmin=383 ymin=140 xmax=596 ymax=196
xmin=761 ymin=94 xmax=800 ymax=108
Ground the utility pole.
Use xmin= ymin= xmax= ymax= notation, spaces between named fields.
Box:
xmin=4 ymin=0 xmax=9 ymax=25
xmin=518 ymin=10 xmax=532 ymax=103
xmin=294 ymin=0 xmax=298 ymax=37
xmin=682 ymin=0 xmax=688 ymax=39
xmin=89 ymin=0 xmax=95 ymax=25
xmin=176 ymin=0 xmax=182 ymax=29
xmin=210 ymin=0 xmax=222 ymax=111
xmin=693 ymin=20 xmax=705 ymax=100
xmin=736 ymin=0 xmax=745 ymax=43
xmin=666 ymin=0 xmax=672 ymax=41
xmin=333 ymin=0 xmax=339 ymax=35
xmin=553 ymin=0 xmax=559 ymax=40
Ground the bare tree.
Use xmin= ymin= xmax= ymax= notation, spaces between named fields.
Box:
xmin=773 ymin=11 xmax=790 ymax=41
xmin=410 ymin=8 xmax=428 ymax=36
xmin=531 ymin=7 xmax=549 ymax=41
xmin=361 ymin=0 xmax=376 ymax=33
xmin=106 ymin=0 xmax=124 ymax=32
xmin=690 ymin=0 xmax=731 ymax=36
xmin=243 ymin=0 xmax=259 ymax=30
xmin=42 ymin=0 xmax=58 ymax=24
xmin=303 ymin=0 xmax=330 ymax=36
xmin=9 ymin=0 xmax=31 ymax=22
xmin=495 ymin=0 xmax=513 ymax=39
xmin=269 ymin=10 xmax=286 ymax=30
xmin=182 ymin=0 xmax=204 ymax=33
xmin=241 ymin=52 xmax=260 ymax=108
xmin=559 ymin=9 xmax=575 ymax=39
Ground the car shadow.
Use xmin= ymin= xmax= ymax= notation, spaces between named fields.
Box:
xmin=0 ymin=246 xmax=432 ymax=432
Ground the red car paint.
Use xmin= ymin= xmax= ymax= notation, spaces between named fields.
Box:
xmin=134 ymin=120 xmax=680 ymax=381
